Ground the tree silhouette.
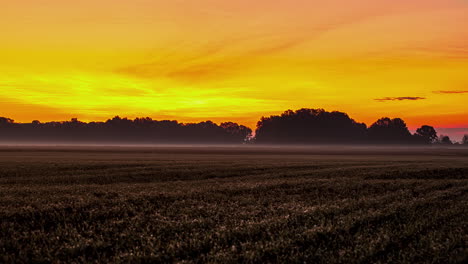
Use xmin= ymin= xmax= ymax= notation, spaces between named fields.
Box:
xmin=415 ymin=125 xmax=438 ymax=144
xmin=0 ymin=116 xmax=251 ymax=144
xmin=255 ymin=108 xmax=367 ymax=144
xmin=0 ymin=117 xmax=14 ymax=125
xmin=0 ymin=109 xmax=449 ymax=145
xmin=437 ymin=135 xmax=453 ymax=145
xmin=462 ymin=135 xmax=468 ymax=145
xmin=220 ymin=122 xmax=252 ymax=143
xmin=367 ymin=117 xmax=413 ymax=144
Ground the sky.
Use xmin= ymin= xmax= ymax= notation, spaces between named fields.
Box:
xmin=1 ymin=0 xmax=467 ymax=140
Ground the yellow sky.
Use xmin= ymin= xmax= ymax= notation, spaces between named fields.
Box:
xmin=1 ymin=0 xmax=467 ymax=130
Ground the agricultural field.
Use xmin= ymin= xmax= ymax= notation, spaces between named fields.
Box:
xmin=0 ymin=145 xmax=467 ymax=263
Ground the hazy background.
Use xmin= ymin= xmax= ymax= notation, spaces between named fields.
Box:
xmin=1 ymin=0 xmax=467 ymax=140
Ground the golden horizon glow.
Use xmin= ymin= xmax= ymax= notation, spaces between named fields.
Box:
xmin=1 ymin=0 xmax=467 ymax=133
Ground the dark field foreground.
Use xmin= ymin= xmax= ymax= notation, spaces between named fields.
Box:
xmin=0 ymin=146 xmax=467 ymax=263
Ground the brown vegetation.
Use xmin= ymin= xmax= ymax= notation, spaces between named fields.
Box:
xmin=0 ymin=146 xmax=467 ymax=263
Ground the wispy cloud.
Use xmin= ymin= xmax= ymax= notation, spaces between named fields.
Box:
xmin=374 ymin=97 xmax=426 ymax=102
xmin=116 ymin=38 xmax=305 ymax=82
xmin=433 ymin=90 xmax=468 ymax=94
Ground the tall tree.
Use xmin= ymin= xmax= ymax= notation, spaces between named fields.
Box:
xmin=368 ymin=117 xmax=412 ymax=144
xmin=438 ymin=135 xmax=453 ymax=145
xmin=462 ymin=135 xmax=468 ymax=145
xmin=415 ymin=125 xmax=438 ymax=144
xmin=255 ymin=108 xmax=367 ymax=144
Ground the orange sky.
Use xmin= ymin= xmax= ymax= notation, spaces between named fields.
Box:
xmin=1 ymin=0 xmax=467 ymax=134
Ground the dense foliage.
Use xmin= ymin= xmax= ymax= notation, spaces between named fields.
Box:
xmin=255 ymin=109 xmax=444 ymax=145
xmin=0 ymin=116 xmax=251 ymax=144
xmin=0 ymin=108 xmax=457 ymax=144
xmin=255 ymin=109 xmax=367 ymax=144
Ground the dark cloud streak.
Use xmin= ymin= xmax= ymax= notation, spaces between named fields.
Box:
xmin=433 ymin=90 xmax=468 ymax=94
xmin=374 ymin=97 xmax=426 ymax=102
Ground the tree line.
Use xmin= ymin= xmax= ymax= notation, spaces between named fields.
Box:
xmin=1 ymin=108 xmax=467 ymax=145
xmin=255 ymin=108 xmax=464 ymax=145
xmin=0 ymin=116 xmax=251 ymax=144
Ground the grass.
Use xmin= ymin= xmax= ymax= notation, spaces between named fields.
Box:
xmin=0 ymin=146 xmax=467 ymax=263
